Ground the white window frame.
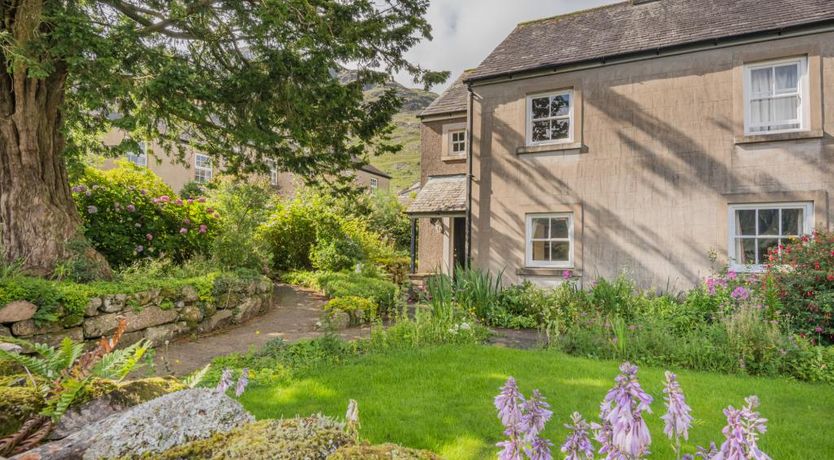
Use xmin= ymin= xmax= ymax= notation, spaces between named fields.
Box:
xmin=525 ymin=89 xmax=574 ymax=147
xmin=194 ymin=153 xmax=213 ymax=183
xmin=743 ymin=56 xmax=809 ymax=135
xmin=525 ymin=212 xmax=574 ymax=268
xmin=449 ymin=129 xmax=466 ymax=155
xmin=369 ymin=177 xmax=379 ymax=190
xmin=727 ymin=202 xmax=814 ymax=272
xmin=126 ymin=142 xmax=147 ymax=167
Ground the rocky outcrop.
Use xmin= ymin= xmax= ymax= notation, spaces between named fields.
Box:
xmin=14 ymin=389 xmax=253 ymax=460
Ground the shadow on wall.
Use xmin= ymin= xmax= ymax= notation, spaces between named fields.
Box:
xmin=470 ymin=67 xmax=827 ymax=289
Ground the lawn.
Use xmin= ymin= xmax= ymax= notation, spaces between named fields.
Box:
xmin=240 ymin=344 xmax=834 ymax=459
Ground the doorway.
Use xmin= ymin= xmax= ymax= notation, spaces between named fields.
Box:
xmin=452 ymin=217 xmax=467 ymax=272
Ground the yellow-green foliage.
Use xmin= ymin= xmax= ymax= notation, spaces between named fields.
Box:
xmin=86 ymin=377 xmax=186 ymax=407
xmin=0 ymin=378 xmax=44 ymax=436
xmin=324 ymin=296 xmax=377 ymax=326
xmin=151 ymin=416 xmax=352 ymax=460
xmin=328 ymin=443 xmax=444 ymax=460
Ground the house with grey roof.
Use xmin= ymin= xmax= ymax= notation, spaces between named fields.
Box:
xmin=407 ymin=0 xmax=834 ymax=287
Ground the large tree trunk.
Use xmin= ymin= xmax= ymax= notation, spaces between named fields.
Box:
xmin=0 ymin=61 xmax=84 ymax=275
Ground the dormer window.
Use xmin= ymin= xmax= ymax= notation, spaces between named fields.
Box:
xmin=526 ymin=90 xmax=573 ymax=146
xmin=126 ymin=142 xmax=147 ymax=167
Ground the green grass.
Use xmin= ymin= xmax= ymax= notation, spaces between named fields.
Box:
xmin=369 ymin=111 xmax=422 ymax=191
xmin=241 ymin=344 xmax=834 ymax=459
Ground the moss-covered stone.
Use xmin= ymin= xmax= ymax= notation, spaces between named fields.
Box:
xmin=86 ymin=377 xmax=185 ymax=407
xmin=150 ymin=415 xmax=352 ymax=460
xmin=327 ymin=443 xmax=444 ymax=460
xmin=0 ymin=382 xmax=44 ymax=436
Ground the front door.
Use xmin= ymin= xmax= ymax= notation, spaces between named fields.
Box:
xmin=452 ymin=217 xmax=467 ymax=271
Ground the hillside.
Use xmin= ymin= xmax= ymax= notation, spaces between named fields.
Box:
xmin=339 ymin=69 xmax=437 ymax=191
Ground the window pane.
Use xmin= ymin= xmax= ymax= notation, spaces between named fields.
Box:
xmin=531 ymin=218 xmax=549 ymax=239
xmin=532 ymin=121 xmax=549 ymax=142
xmin=735 ymin=238 xmax=756 ymax=265
xmin=532 ymin=241 xmax=550 ymax=261
xmin=758 ymin=209 xmax=779 ymax=235
xmin=551 ymin=242 xmax=570 ymax=262
xmin=758 ymin=238 xmax=779 ymax=263
xmin=531 ymin=98 xmax=550 ymax=119
xmin=781 ymin=208 xmax=803 ymax=236
xmin=550 ymin=119 xmax=569 ymax=140
xmin=749 ymin=98 xmax=772 ymax=127
xmin=735 ymin=210 xmax=756 ymax=235
xmin=750 ymin=67 xmax=772 ymax=97
xmin=550 ymin=218 xmax=568 ymax=239
xmin=771 ymin=96 xmax=798 ymax=123
xmin=774 ymin=64 xmax=798 ymax=92
xmin=550 ymin=94 xmax=570 ymax=116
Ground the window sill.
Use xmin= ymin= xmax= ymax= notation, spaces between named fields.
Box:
xmin=734 ymin=129 xmax=823 ymax=145
xmin=441 ymin=155 xmax=466 ymax=163
xmin=516 ymin=142 xmax=583 ymax=155
xmin=517 ymin=267 xmax=578 ymax=277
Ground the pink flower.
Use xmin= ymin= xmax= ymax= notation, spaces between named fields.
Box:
xmin=183 ymin=218 xmax=191 ymax=225
xmin=815 ymin=326 xmax=824 ymax=333
xmin=562 ymin=270 xmax=572 ymax=280
xmin=180 ymin=227 xmax=188 ymax=234
xmin=187 ymin=199 xmax=194 ymax=204
xmin=175 ymin=198 xmax=183 ymax=205
xmin=146 ymin=233 xmax=153 ymax=241
xmin=727 ymin=270 xmax=737 ymax=280
xmin=206 ymin=207 xmax=214 ymax=213
xmin=197 ymin=197 xmax=206 ymax=203
xmin=140 ymin=189 xmax=147 ymax=195
xmin=731 ymin=286 xmax=750 ymax=301
xmin=158 ymin=195 xmax=170 ymax=203
xmin=199 ymin=224 xmax=208 ymax=234
xmin=126 ymin=204 xmax=136 ymax=212
xmin=135 ymin=245 xmax=144 ymax=253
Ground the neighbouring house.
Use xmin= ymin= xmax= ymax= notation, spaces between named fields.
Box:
xmin=99 ymin=130 xmax=391 ymax=195
xmin=408 ymin=0 xmax=834 ymax=289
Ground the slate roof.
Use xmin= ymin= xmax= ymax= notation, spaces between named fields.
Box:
xmin=358 ymin=163 xmax=391 ymax=179
xmin=466 ymin=0 xmax=834 ymax=82
xmin=419 ymin=70 xmax=473 ymax=117
xmin=406 ymin=175 xmax=467 ymax=215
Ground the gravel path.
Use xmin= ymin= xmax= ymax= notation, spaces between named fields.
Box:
xmin=152 ymin=284 xmax=371 ymax=376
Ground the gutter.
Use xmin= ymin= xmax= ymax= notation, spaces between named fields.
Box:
xmin=464 ymin=85 xmax=474 ymax=268
xmin=464 ymin=19 xmax=834 ymax=87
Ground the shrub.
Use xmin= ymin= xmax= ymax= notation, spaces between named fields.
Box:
xmin=324 ymin=296 xmax=378 ymax=326
xmin=764 ymin=230 xmax=834 ymax=342
xmin=310 ymin=237 xmax=364 ymax=272
xmin=207 ymin=179 xmax=272 ymax=271
xmin=71 ymin=162 xmax=217 ymax=267
xmin=318 ymin=272 xmax=398 ymax=311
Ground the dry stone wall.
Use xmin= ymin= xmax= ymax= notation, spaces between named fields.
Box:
xmin=0 ymin=280 xmax=273 ymax=348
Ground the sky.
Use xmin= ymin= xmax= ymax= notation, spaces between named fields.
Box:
xmin=395 ymin=0 xmax=621 ymax=92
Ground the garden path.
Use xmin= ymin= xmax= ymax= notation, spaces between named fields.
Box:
xmin=151 ymin=284 xmax=371 ymax=376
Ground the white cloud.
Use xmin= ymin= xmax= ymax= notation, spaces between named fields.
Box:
xmin=397 ymin=0 xmax=620 ymax=92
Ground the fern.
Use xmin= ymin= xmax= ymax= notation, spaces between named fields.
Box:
xmin=43 ymin=378 xmax=86 ymax=420
xmin=91 ymin=340 xmax=150 ymax=380
xmin=182 ymin=363 xmax=211 ymax=388
xmin=0 ymin=348 xmax=53 ymax=378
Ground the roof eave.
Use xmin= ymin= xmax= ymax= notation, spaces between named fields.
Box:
xmin=465 ymin=19 xmax=834 ymax=86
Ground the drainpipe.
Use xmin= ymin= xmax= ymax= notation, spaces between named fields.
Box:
xmin=409 ymin=218 xmax=417 ymax=274
xmin=465 ymin=85 xmax=474 ymax=269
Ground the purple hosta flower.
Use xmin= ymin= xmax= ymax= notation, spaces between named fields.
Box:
xmin=180 ymin=227 xmax=188 ymax=234
xmin=199 ymin=224 xmax=208 ymax=234
xmin=126 ymin=204 xmax=136 ymax=212
xmin=714 ymin=396 xmax=770 ymax=460
xmin=496 ymin=377 xmax=525 ymax=429
xmin=497 ymin=438 xmax=525 ymax=460
xmin=562 ymin=412 xmax=594 ymax=460
xmin=521 ymin=390 xmax=553 ymax=438
xmin=562 ymin=270 xmax=572 ymax=280
xmin=591 ymin=401 xmax=621 ymax=459
xmin=87 ymin=205 xmax=98 ymax=214
xmin=527 ymin=437 xmax=553 ymax=460
xmin=234 ymin=368 xmax=249 ymax=397
xmin=71 ymin=184 xmax=86 ymax=193
xmin=146 ymin=233 xmax=154 ymax=241
xmin=602 ymin=362 xmax=653 ymax=459
xmin=135 ymin=245 xmax=144 ymax=253
xmin=662 ymin=371 xmax=692 ymax=441
xmin=215 ymin=368 xmax=233 ymax=393
xmin=693 ymin=443 xmax=719 ymax=460
xmin=730 ymin=286 xmax=750 ymax=301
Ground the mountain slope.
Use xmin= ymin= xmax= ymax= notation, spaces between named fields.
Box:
xmin=339 ymin=70 xmax=436 ymax=191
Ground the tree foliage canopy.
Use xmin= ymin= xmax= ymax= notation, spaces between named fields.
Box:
xmin=5 ymin=0 xmax=446 ymax=179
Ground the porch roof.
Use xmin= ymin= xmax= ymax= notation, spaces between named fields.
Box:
xmin=406 ymin=175 xmax=467 ymax=216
